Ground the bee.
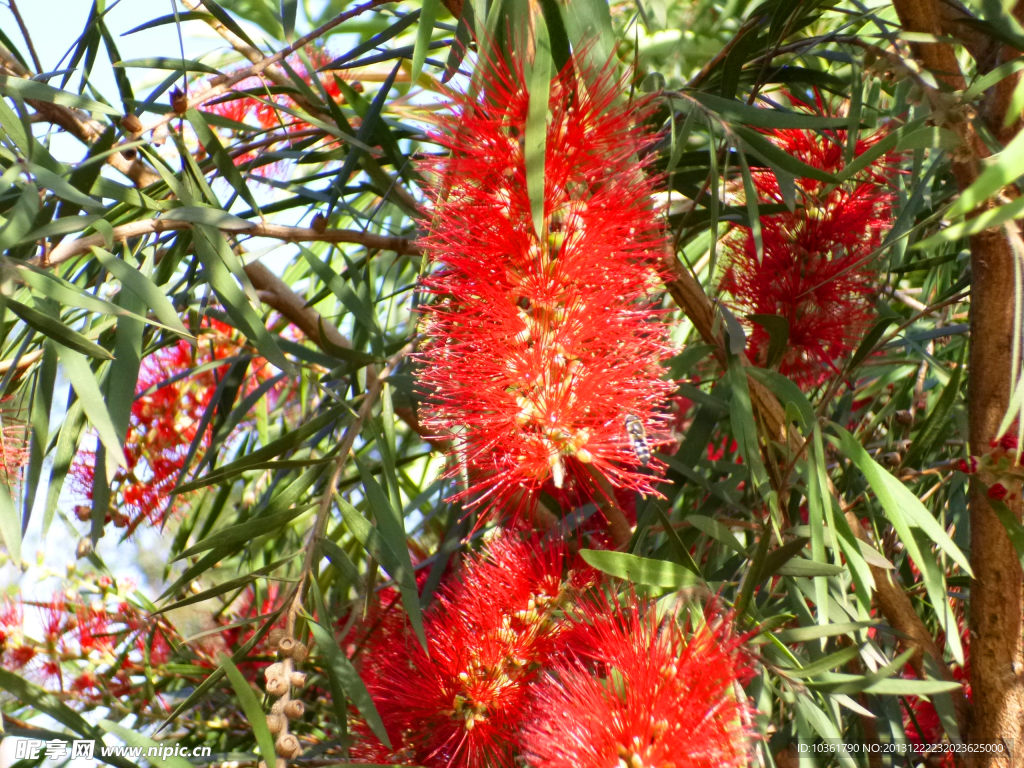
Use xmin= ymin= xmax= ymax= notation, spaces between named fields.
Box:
xmin=624 ymin=414 xmax=650 ymax=467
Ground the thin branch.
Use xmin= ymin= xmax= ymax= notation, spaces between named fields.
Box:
xmin=286 ymin=340 xmax=417 ymax=631
xmin=42 ymin=219 xmax=419 ymax=267
xmin=6 ymin=0 xmax=41 ymax=73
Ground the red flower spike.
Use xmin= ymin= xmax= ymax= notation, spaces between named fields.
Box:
xmin=355 ymin=533 xmax=586 ymax=768
xmin=71 ymin=319 xmax=286 ymax=533
xmin=522 ymin=597 xmax=751 ymax=768
xmin=720 ymin=94 xmax=895 ymax=389
xmin=418 ymin=56 xmax=674 ymax=520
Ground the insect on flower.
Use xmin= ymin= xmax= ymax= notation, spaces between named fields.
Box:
xmin=624 ymin=414 xmax=650 ymax=467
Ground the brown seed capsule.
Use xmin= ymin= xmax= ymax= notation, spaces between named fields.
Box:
xmin=275 ymin=734 xmax=301 ymax=759
xmin=271 ymin=698 xmax=287 ymax=716
xmin=264 ymin=662 xmax=286 ymax=682
xmin=278 ymin=637 xmax=297 ymax=656
xmin=289 ymin=672 xmax=307 ymax=687
xmin=171 ymin=87 xmax=188 ymax=115
xmin=290 ymin=641 xmax=308 ymax=663
xmin=311 ymin=213 xmax=327 ymax=233
xmin=76 ymin=538 xmax=94 ymax=559
xmin=283 ymin=699 xmax=305 ymax=719
xmin=881 ymin=451 xmax=902 ymax=467
xmin=266 ymin=713 xmax=286 ymax=735
xmin=121 ymin=113 xmax=143 ymax=135
xmin=895 ymin=409 xmax=914 ymax=427
xmin=74 ymin=505 xmax=91 ymax=522
xmin=267 ymin=628 xmax=287 ymax=648
xmin=265 ymin=675 xmax=289 ymax=697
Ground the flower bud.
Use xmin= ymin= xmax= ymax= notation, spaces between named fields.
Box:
xmin=311 ymin=213 xmax=327 ymax=233
xmin=76 ymin=538 xmax=94 ymax=559
xmin=275 ymin=734 xmax=301 ymax=759
xmin=283 ymin=699 xmax=305 ymax=719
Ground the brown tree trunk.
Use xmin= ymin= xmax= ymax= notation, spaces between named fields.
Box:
xmin=968 ymin=227 xmax=1024 ymax=762
xmin=887 ymin=0 xmax=1024 ymax=761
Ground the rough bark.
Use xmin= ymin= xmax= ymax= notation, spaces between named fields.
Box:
xmin=891 ymin=0 xmax=1024 ymax=759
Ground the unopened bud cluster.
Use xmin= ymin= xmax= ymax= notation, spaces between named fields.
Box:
xmin=257 ymin=629 xmax=309 ymax=768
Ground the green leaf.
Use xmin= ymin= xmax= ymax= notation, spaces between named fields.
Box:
xmin=318 ymin=536 xmax=362 ymax=586
xmin=191 ymin=224 xmax=294 ymax=374
xmin=411 ymin=0 xmax=440 ymax=83
xmin=123 ymin=11 xmax=214 ymax=35
xmin=775 ymin=559 xmax=846 ymax=577
xmin=686 ymin=92 xmax=852 ymax=129
xmin=29 ymin=165 xmax=104 ymax=212
xmin=0 ymin=487 xmax=21 ymax=566
xmin=525 ymin=12 xmax=551 ymax=240
xmin=90 ymin=248 xmax=191 ymax=337
xmin=307 ymin=618 xmax=392 ymax=748
xmin=0 ymin=75 xmax=121 ymax=115
xmin=163 ymin=205 xmax=256 ymax=230
xmin=686 ymin=514 xmax=746 ymax=554
xmin=734 ymin=125 xmax=838 ymax=183
xmin=728 ymin=356 xmax=775 ymax=508
xmin=784 ymin=645 xmax=863 ymax=678
xmin=185 ymin=110 xmax=261 ymax=214
xmin=901 ymin=345 xmax=965 ymax=468
xmin=774 ymin=621 xmax=875 ymax=643
xmin=0 ymin=668 xmax=95 ymax=736
xmin=57 ymin=347 xmax=128 ymax=472
xmin=579 ymin=549 xmax=701 ymax=589
xmin=175 ymin=501 xmax=314 ymax=560
xmin=5 ymin=298 xmax=113 ymax=360
xmin=42 ymin=399 xmax=85 ymax=535
xmin=747 ymin=314 xmax=789 ymax=372
xmin=745 ymin=367 xmax=814 ymax=430
xmin=114 ymin=57 xmax=222 ymax=75
xmin=198 ymin=0 xmax=259 ymax=49
xmin=220 ymin=654 xmax=278 ymax=764
xmin=834 ymin=426 xmax=972 ymax=576
xmin=916 ymin=194 xmax=1024 ymax=249
xmin=353 ymin=457 xmax=426 ymax=649
xmin=990 ymin=498 xmax=1024 ymax=571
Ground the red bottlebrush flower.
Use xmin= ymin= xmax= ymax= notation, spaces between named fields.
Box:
xmin=720 ymin=94 xmax=894 ymax=389
xmin=202 ymin=48 xmax=354 ymax=173
xmin=354 ymin=533 xmax=586 ymax=768
xmin=417 ymin=57 xmax=674 ymax=520
xmin=1000 ymin=433 xmax=1019 ymax=451
xmin=522 ymin=597 xmax=751 ymax=768
xmin=988 ymin=482 xmax=1009 ymax=501
xmin=71 ymin=319 xmax=286 ymax=533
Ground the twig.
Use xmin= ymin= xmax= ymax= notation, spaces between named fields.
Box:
xmin=6 ymin=0 xmax=42 ymax=74
xmin=286 ymin=339 xmax=417 ymax=631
